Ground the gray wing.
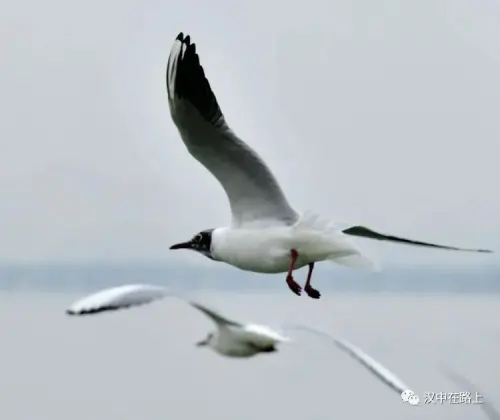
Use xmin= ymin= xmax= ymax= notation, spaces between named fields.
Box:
xmin=189 ymin=301 xmax=242 ymax=328
xmin=440 ymin=364 xmax=500 ymax=420
xmin=343 ymin=225 xmax=493 ymax=253
xmin=166 ymin=33 xmax=298 ymax=227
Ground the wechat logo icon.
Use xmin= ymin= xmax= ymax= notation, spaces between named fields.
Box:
xmin=401 ymin=390 xmax=420 ymax=406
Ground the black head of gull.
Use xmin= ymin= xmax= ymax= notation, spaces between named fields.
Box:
xmin=170 ymin=229 xmax=215 ymax=259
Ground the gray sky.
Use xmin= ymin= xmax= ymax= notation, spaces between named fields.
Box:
xmin=1 ymin=0 xmax=498 ymax=265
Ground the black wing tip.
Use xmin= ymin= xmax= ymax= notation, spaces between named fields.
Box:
xmin=453 ymin=247 xmax=493 ymax=253
xmin=168 ymin=31 xmax=224 ymax=126
xmin=343 ymin=225 xmax=493 ymax=254
xmin=175 ymin=32 xmax=192 ymax=46
xmin=65 ymin=305 xmax=131 ymax=316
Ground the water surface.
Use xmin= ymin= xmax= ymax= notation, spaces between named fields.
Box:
xmin=1 ymin=291 xmax=498 ymax=420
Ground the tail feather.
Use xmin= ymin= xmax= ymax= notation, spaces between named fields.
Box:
xmin=330 ymin=253 xmax=379 ymax=271
xmin=292 ymin=212 xmax=380 ymax=271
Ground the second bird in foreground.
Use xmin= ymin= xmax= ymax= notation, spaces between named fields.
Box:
xmin=66 ymin=284 xmax=289 ymax=357
xmin=66 ymin=285 xmax=498 ymax=418
xmin=65 ymin=284 xmax=415 ymax=389
xmin=165 ymin=32 xmax=492 ymax=299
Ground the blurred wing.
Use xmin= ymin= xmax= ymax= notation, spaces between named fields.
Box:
xmin=283 ymin=324 xmax=411 ymax=394
xmin=189 ymin=301 xmax=242 ymax=328
xmin=343 ymin=225 xmax=493 ymax=253
xmin=440 ymin=364 xmax=500 ymax=420
xmin=166 ymin=32 xmax=298 ymax=227
xmin=66 ymin=284 xmax=170 ymax=315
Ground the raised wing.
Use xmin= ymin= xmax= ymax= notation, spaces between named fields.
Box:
xmin=284 ymin=324 xmax=411 ymax=395
xmin=166 ymin=32 xmax=298 ymax=227
xmin=189 ymin=301 xmax=242 ymax=328
xmin=343 ymin=225 xmax=493 ymax=253
xmin=66 ymin=284 xmax=170 ymax=315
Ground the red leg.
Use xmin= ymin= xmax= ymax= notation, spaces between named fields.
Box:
xmin=286 ymin=249 xmax=302 ymax=296
xmin=304 ymin=263 xmax=321 ymax=299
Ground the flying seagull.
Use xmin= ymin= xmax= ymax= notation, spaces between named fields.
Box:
xmin=165 ymin=32 xmax=492 ymax=299
xmin=66 ymin=283 xmax=416 ymax=400
xmin=66 ymin=284 xmax=290 ymax=358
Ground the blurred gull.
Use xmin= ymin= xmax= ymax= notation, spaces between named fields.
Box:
xmin=165 ymin=32 xmax=492 ymax=299
xmin=66 ymin=284 xmax=290 ymax=358
xmin=67 ymin=283 xmax=417 ymax=402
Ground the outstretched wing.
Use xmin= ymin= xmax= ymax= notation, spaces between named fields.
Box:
xmin=65 ymin=284 xmax=170 ymax=316
xmin=283 ymin=324 xmax=411 ymax=395
xmin=166 ymin=32 xmax=298 ymax=228
xmin=343 ymin=225 xmax=493 ymax=253
xmin=189 ymin=301 xmax=243 ymax=328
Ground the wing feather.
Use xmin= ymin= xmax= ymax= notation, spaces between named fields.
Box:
xmin=343 ymin=225 xmax=493 ymax=253
xmin=189 ymin=301 xmax=242 ymax=328
xmin=166 ymin=33 xmax=298 ymax=227
xmin=65 ymin=284 xmax=169 ymax=316
xmin=284 ymin=324 xmax=411 ymax=394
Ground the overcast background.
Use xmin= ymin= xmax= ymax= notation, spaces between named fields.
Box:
xmin=1 ymin=291 xmax=498 ymax=420
xmin=0 ymin=0 xmax=498 ymax=267
xmin=2 ymin=2 xmax=499 ymax=418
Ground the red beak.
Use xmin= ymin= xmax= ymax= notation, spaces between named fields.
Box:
xmin=169 ymin=241 xmax=192 ymax=250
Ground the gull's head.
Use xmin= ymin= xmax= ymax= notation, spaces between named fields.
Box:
xmin=170 ymin=229 xmax=215 ymax=259
xmin=195 ymin=332 xmax=214 ymax=348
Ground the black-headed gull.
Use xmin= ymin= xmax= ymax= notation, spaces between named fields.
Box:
xmin=66 ymin=283 xmax=414 ymax=396
xmin=165 ymin=32 xmax=492 ymax=299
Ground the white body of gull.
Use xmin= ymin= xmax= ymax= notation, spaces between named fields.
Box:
xmin=67 ymin=283 xmax=416 ymax=399
xmin=165 ymin=32 xmax=492 ymax=299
